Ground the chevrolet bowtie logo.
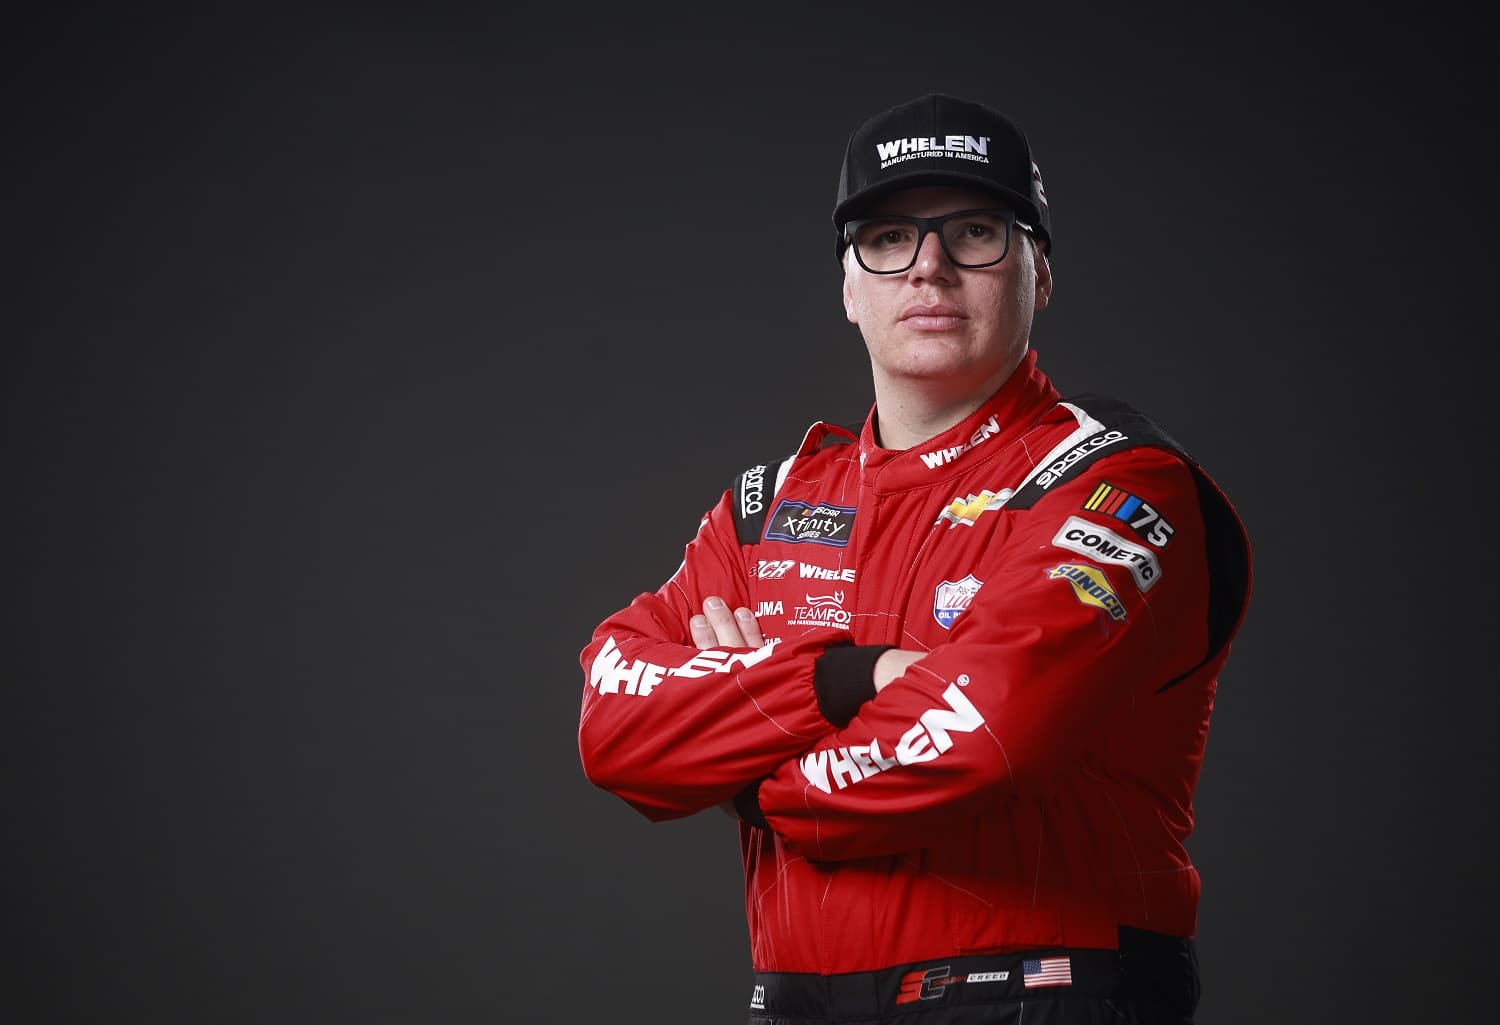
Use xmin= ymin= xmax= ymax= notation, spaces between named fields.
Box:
xmin=936 ymin=488 xmax=1013 ymax=528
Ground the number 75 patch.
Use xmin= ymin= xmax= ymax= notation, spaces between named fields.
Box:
xmin=1082 ymin=482 xmax=1175 ymax=547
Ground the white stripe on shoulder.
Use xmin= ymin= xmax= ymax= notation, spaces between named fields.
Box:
xmin=772 ymin=456 xmax=794 ymax=502
xmin=1012 ymin=402 xmax=1110 ymax=490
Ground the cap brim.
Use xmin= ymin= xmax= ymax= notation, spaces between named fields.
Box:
xmin=833 ymin=169 xmax=1039 ymax=229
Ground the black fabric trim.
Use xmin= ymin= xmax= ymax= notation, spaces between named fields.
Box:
xmin=730 ymin=462 xmax=776 ymax=545
xmin=1156 ymin=469 xmax=1252 ymax=693
xmin=813 ymin=644 xmax=891 ymax=727
xmin=732 ymin=778 xmax=768 ymax=830
xmin=730 ymin=429 xmax=856 ymax=546
xmin=1007 ymin=394 xmax=1187 ymax=511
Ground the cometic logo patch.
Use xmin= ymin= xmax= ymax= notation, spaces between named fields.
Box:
xmin=765 ymin=500 xmax=856 ymax=547
xmin=875 ymin=135 xmax=991 ymax=170
xmin=1046 ymin=563 xmax=1128 ymax=622
xmin=1051 ymin=516 xmax=1161 ymax=593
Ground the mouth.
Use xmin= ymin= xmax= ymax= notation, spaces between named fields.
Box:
xmin=899 ymin=304 xmax=966 ymax=329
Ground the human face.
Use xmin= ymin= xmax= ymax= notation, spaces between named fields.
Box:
xmin=842 ymin=186 xmax=1051 ymax=397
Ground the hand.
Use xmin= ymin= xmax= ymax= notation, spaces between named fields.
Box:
xmin=873 ymin=648 xmax=926 ymax=692
xmin=689 ymin=595 xmax=765 ymax=650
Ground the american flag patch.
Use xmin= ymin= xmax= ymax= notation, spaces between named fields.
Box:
xmin=1022 ymin=957 xmax=1072 ymax=989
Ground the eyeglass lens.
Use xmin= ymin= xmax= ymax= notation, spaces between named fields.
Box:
xmin=851 ymin=211 xmax=1012 ymax=273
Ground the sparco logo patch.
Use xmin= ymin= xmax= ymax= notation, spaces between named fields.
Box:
xmin=1036 ymin=430 xmax=1126 ymax=489
xmin=1051 ymin=516 xmax=1161 ymax=593
xmin=1083 ymin=481 xmax=1175 ymax=547
xmin=897 ymin=965 xmax=960 ymax=1005
xmin=1047 ymin=563 xmax=1128 ymax=622
xmin=739 ymin=464 xmax=767 ymax=517
xmin=920 ymin=416 xmax=1000 ymax=469
xmin=933 ymin=575 xmax=983 ymax=629
xmin=765 ymin=500 xmax=856 ymax=547
xmin=798 ymin=675 xmax=981 ymax=793
xmin=876 ymin=135 xmax=991 ymax=170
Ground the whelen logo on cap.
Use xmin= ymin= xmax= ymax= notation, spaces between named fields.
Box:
xmin=875 ymin=135 xmax=990 ymax=170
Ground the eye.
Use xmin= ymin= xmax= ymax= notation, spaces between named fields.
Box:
xmin=856 ymin=221 xmax=915 ymax=250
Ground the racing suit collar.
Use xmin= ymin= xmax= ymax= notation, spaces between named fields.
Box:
xmin=858 ymin=348 xmax=1061 ymax=492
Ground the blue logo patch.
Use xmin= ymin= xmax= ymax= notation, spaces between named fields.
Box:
xmin=765 ymin=500 xmax=857 ymax=547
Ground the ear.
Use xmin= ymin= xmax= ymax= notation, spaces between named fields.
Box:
xmin=1032 ymin=239 xmax=1053 ymax=313
xmin=842 ymin=269 xmax=858 ymax=324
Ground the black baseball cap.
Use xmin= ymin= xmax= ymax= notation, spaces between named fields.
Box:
xmin=833 ymin=93 xmax=1051 ymax=253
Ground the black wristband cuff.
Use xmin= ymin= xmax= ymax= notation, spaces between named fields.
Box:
xmin=733 ymin=779 xmax=769 ymax=830
xmin=813 ymin=643 xmax=893 ymax=727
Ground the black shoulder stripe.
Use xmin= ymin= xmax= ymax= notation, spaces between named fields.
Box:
xmin=730 ymin=461 xmax=775 ymax=545
xmin=730 ymin=427 xmax=856 ymax=545
xmin=1007 ymin=394 xmax=1187 ymax=511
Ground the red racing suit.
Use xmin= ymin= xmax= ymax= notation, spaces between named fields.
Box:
xmin=577 ymin=350 xmax=1251 ymax=975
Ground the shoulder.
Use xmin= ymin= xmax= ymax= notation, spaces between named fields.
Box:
xmin=1018 ymin=393 xmax=1251 ymax=664
xmin=726 ymin=420 xmax=861 ymax=546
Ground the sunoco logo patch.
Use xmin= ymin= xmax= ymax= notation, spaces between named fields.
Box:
xmin=765 ymin=500 xmax=857 ymax=548
xmin=1047 ymin=562 xmax=1128 ymax=621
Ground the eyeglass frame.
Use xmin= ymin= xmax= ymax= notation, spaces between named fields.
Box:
xmin=839 ymin=207 xmax=1034 ymax=274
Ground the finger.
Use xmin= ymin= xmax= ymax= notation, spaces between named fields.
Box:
xmin=689 ymin=614 xmax=719 ymax=650
xmin=734 ymin=606 xmax=765 ymax=647
xmin=873 ymin=649 xmax=927 ymax=692
xmin=701 ymin=596 xmax=747 ymax=647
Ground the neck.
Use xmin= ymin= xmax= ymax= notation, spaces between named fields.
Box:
xmin=871 ymin=352 xmax=1027 ymax=451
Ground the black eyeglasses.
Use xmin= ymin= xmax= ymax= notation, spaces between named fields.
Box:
xmin=841 ymin=208 xmax=1029 ymax=274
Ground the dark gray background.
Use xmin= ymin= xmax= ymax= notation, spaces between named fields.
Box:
xmin=10 ymin=5 xmax=1492 ymax=1023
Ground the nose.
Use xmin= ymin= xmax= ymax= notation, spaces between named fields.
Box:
xmin=906 ymin=226 xmax=957 ymax=285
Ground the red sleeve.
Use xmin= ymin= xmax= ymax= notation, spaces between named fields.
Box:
xmin=752 ymin=447 xmax=1213 ymax=860
xmin=577 ymin=488 xmax=845 ymax=821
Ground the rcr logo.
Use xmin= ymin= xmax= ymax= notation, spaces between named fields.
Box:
xmin=739 ymin=464 xmax=767 ymax=516
xmin=757 ymin=559 xmax=795 ymax=579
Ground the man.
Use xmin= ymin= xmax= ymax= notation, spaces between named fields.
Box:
xmin=578 ymin=93 xmax=1251 ymax=1025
